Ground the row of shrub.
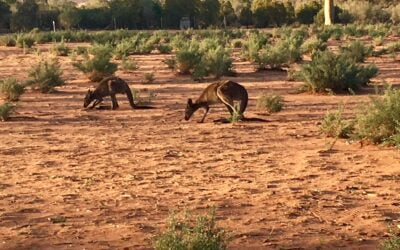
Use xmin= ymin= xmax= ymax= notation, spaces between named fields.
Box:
xmin=2 ymin=24 xmax=400 ymax=53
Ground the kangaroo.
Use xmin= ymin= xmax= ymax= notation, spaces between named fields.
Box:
xmin=185 ymin=80 xmax=248 ymax=123
xmin=83 ymin=76 xmax=136 ymax=110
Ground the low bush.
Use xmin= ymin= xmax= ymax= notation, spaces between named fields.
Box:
xmin=143 ymin=72 xmax=155 ymax=84
xmin=27 ymin=58 xmax=64 ymax=93
xmin=52 ymin=39 xmax=70 ymax=56
xmin=0 ymin=103 xmax=14 ymax=121
xmin=120 ymin=57 xmax=139 ymax=71
xmin=0 ymin=35 xmax=16 ymax=47
xmin=73 ymin=44 xmax=117 ymax=82
xmin=340 ymin=41 xmax=373 ymax=63
xmin=299 ymin=50 xmax=378 ymax=93
xmin=174 ymin=42 xmax=203 ymax=75
xmin=320 ymin=106 xmax=354 ymax=138
xmin=0 ymin=78 xmax=25 ymax=101
xmin=257 ymin=94 xmax=284 ymax=113
xmin=202 ymin=46 xmax=233 ymax=79
xmin=353 ymin=87 xmax=400 ymax=146
xmin=16 ymin=34 xmax=35 ymax=48
xmin=301 ymin=37 xmax=327 ymax=55
xmin=153 ymin=210 xmax=230 ymax=250
xmin=382 ymin=227 xmax=400 ymax=250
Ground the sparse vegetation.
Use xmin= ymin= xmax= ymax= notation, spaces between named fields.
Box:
xmin=153 ymin=210 xmax=230 ymax=250
xmin=0 ymin=103 xmax=14 ymax=121
xmin=143 ymin=72 xmax=155 ymax=84
xmin=320 ymin=106 xmax=354 ymax=138
xmin=257 ymin=94 xmax=284 ymax=113
xmin=27 ymin=58 xmax=64 ymax=93
xmin=0 ymin=78 xmax=25 ymax=101
xmin=132 ymin=89 xmax=156 ymax=106
xmin=353 ymin=87 xmax=400 ymax=147
xmin=120 ymin=57 xmax=139 ymax=71
xmin=52 ymin=39 xmax=70 ymax=56
xmin=382 ymin=228 xmax=400 ymax=250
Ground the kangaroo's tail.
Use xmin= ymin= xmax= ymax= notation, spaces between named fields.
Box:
xmin=126 ymin=87 xmax=136 ymax=109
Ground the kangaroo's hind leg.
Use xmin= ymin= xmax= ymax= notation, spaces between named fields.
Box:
xmin=110 ymin=94 xmax=119 ymax=110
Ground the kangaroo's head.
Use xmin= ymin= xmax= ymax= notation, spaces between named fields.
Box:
xmin=83 ymin=89 xmax=94 ymax=108
xmin=184 ymin=98 xmax=196 ymax=121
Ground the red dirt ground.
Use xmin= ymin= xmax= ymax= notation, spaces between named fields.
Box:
xmin=0 ymin=43 xmax=399 ymax=250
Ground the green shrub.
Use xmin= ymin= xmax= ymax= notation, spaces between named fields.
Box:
xmin=75 ymin=46 xmax=88 ymax=55
xmin=320 ymin=106 xmax=354 ymax=138
xmin=353 ymin=87 xmax=400 ymax=146
xmin=157 ymin=44 xmax=172 ymax=54
xmin=120 ymin=57 xmax=138 ymax=71
xmin=73 ymin=44 xmax=117 ymax=82
xmin=153 ymin=210 xmax=230 ymax=250
xmin=27 ymin=58 xmax=64 ymax=93
xmin=0 ymin=103 xmax=14 ymax=121
xmin=143 ymin=72 xmax=155 ymax=84
xmin=381 ymin=225 xmax=400 ymax=250
xmin=52 ymin=39 xmax=70 ymax=56
xmin=16 ymin=34 xmax=35 ymax=48
xmin=203 ymin=46 xmax=233 ymax=79
xmin=0 ymin=78 xmax=25 ymax=101
xmin=301 ymin=37 xmax=327 ymax=55
xmin=257 ymin=94 xmax=284 ymax=113
xmin=163 ymin=58 xmax=176 ymax=69
xmin=340 ymin=41 xmax=373 ymax=63
xmin=255 ymin=33 xmax=303 ymax=70
xmin=241 ymin=33 xmax=270 ymax=62
xmin=300 ymin=50 xmax=378 ymax=93
xmin=231 ymin=39 xmax=243 ymax=48
xmin=175 ymin=42 xmax=203 ymax=75
xmin=0 ymin=36 xmax=16 ymax=47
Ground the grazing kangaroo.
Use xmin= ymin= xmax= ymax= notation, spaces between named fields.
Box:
xmin=83 ymin=76 xmax=136 ymax=110
xmin=185 ymin=80 xmax=248 ymax=123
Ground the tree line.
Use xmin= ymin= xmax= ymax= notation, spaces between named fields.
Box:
xmin=0 ymin=0 xmax=399 ymax=32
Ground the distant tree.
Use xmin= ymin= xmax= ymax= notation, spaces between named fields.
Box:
xmin=59 ymin=6 xmax=81 ymax=29
xmin=220 ymin=0 xmax=236 ymax=26
xmin=0 ymin=1 xmax=11 ymax=30
xmin=153 ymin=0 xmax=163 ymax=28
xmin=11 ymin=0 xmax=39 ymax=31
xmin=109 ymin=0 xmax=141 ymax=29
xmin=239 ymin=5 xmax=252 ymax=27
xmin=251 ymin=0 xmax=270 ymax=27
xmin=79 ymin=7 xmax=111 ymax=29
xmin=163 ymin=0 xmax=198 ymax=28
xmin=197 ymin=0 xmax=220 ymax=28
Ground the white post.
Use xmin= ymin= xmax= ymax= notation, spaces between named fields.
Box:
xmin=52 ymin=21 xmax=56 ymax=32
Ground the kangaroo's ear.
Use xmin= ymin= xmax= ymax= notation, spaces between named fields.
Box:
xmin=187 ymin=98 xmax=193 ymax=105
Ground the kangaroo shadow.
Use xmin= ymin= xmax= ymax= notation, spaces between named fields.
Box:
xmin=88 ymin=105 xmax=156 ymax=110
xmin=213 ymin=117 xmax=269 ymax=123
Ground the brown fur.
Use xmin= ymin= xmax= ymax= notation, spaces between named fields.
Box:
xmin=83 ymin=76 xmax=136 ymax=110
xmin=185 ymin=80 xmax=248 ymax=123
